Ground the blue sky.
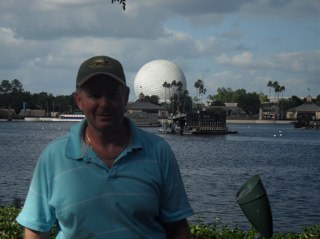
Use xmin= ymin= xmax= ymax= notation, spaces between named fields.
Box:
xmin=0 ymin=0 xmax=319 ymax=102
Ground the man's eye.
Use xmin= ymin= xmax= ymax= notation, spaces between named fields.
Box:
xmin=88 ymin=94 xmax=100 ymax=99
xmin=109 ymin=93 xmax=118 ymax=99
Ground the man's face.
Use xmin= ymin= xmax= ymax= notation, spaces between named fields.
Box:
xmin=74 ymin=76 xmax=129 ymax=132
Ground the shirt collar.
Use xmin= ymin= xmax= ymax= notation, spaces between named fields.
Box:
xmin=65 ymin=118 xmax=143 ymax=160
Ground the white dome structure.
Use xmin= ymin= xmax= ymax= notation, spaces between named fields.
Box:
xmin=134 ymin=59 xmax=187 ymax=102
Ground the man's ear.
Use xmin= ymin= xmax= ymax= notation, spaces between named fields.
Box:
xmin=73 ymin=91 xmax=83 ymax=111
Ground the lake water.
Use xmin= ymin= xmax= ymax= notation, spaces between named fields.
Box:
xmin=0 ymin=121 xmax=319 ymax=233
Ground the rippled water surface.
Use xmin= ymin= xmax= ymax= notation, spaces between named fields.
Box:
xmin=0 ymin=121 xmax=319 ymax=232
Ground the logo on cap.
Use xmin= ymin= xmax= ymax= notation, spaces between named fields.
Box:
xmin=89 ymin=58 xmax=113 ymax=69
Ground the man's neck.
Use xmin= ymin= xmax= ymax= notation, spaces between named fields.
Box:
xmin=86 ymin=121 xmax=129 ymax=147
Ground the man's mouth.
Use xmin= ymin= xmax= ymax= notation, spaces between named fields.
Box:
xmin=96 ymin=113 xmax=113 ymax=119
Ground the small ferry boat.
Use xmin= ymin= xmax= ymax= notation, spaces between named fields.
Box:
xmin=38 ymin=113 xmax=85 ymax=122
xmin=159 ymin=111 xmax=238 ymax=135
xmin=59 ymin=114 xmax=85 ymax=121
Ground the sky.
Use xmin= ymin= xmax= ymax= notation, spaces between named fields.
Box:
xmin=0 ymin=0 xmax=319 ymax=102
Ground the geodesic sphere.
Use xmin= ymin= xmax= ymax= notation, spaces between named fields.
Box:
xmin=134 ymin=59 xmax=187 ymax=102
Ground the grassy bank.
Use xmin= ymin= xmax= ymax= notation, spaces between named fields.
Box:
xmin=1 ymin=206 xmax=319 ymax=239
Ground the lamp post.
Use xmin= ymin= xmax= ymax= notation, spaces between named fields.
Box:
xmin=236 ymin=175 xmax=273 ymax=238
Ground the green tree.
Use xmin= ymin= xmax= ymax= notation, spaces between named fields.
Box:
xmin=169 ymin=80 xmax=178 ymax=114
xmin=144 ymin=95 xmax=160 ymax=105
xmin=291 ymin=95 xmax=303 ymax=106
xmin=0 ymin=79 xmax=25 ymax=114
xmin=54 ymin=94 xmax=77 ymax=113
xmin=237 ymin=92 xmax=261 ymax=116
xmin=208 ymin=87 xmax=246 ymax=104
xmin=278 ymin=95 xmax=306 ymax=114
xmin=162 ymin=81 xmax=171 ymax=103
xmin=11 ymin=79 xmax=24 ymax=92
xmin=259 ymin=93 xmax=268 ymax=103
xmin=279 ymin=85 xmax=286 ymax=118
xmin=175 ymin=81 xmax=183 ymax=113
xmin=233 ymin=89 xmax=246 ymax=102
xmin=0 ymin=80 xmax=12 ymax=94
xmin=180 ymin=90 xmax=192 ymax=113
xmin=208 ymin=87 xmax=234 ymax=103
xmin=272 ymin=81 xmax=280 ymax=102
xmin=194 ymin=79 xmax=206 ymax=110
xmin=266 ymin=80 xmax=274 ymax=115
xmin=267 ymin=81 xmax=273 ymax=102
xmin=9 ymin=90 xmax=25 ymax=114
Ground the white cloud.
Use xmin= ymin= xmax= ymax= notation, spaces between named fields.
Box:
xmin=216 ymin=50 xmax=320 ymax=73
xmin=276 ymin=51 xmax=320 ymax=73
xmin=216 ymin=52 xmax=253 ymax=67
xmin=0 ymin=0 xmax=319 ymax=98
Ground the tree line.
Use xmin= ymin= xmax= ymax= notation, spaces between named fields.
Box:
xmin=0 ymin=79 xmax=77 ymax=115
xmin=161 ymin=79 xmax=320 ymax=117
xmin=1 ymin=79 xmax=319 ymax=118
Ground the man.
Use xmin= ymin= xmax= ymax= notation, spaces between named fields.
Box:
xmin=17 ymin=55 xmax=194 ymax=239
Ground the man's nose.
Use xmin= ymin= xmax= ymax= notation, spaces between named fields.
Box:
xmin=99 ymin=95 xmax=111 ymax=106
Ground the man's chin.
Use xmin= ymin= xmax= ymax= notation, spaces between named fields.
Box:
xmin=95 ymin=117 xmax=120 ymax=128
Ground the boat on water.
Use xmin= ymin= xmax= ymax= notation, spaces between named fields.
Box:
xmin=294 ymin=118 xmax=320 ymax=129
xmin=58 ymin=114 xmax=85 ymax=121
xmin=159 ymin=111 xmax=238 ymax=135
xmin=24 ymin=113 xmax=85 ymax=122
xmin=293 ymin=111 xmax=320 ymax=129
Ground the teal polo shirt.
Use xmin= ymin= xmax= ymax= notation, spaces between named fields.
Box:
xmin=17 ymin=119 xmax=193 ymax=239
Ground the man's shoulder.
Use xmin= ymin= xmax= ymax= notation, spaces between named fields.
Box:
xmin=42 ymin=133 xmax=70 ymax=155
xmin=49 ymin=133 xmax=70 ymax=146
xmin=43 ymin=121 xmax=83 ymax=154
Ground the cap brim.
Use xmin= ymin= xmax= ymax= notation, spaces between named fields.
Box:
xmin=77 ymin=72 xmax=126 ymax=87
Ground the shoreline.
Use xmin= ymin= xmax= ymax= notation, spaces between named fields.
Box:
xmin=1 ymin=118 xmax=294 ymax=124
xmin=227 ymin=119 xmax=293 ymax=124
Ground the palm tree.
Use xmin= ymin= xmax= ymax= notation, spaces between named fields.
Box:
xmin=170 ymin=81 xmax=177 ymax=114
xmin=176 ymin=81 xmax=183 ymax=113
xmin=194 ymin=79 xmax=206 ymax=111
xmin=170 ymin=80 xmax=177 ymax=99
xmin=267 ymin=81 xmax=273 ymax=102
xmin=162 ymin=81 xmax=170 ymax=103
xmin=279 ymin=85 xmax=286 ymax=118
xmin=279 ymin=86 xmax=285 ymax=96
xmin=267 ymin=81 xmax=273 ymax=117
xmin=272 ymin=81 xmax=287 ymax=119
xmin=272 ymin=81 xmax=280 ymax=100
xmin=182 ymin=90 xmax=190 ymax=113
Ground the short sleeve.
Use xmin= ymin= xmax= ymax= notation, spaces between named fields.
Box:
xmin=16 ymin=151 xmax=56 ymax=232
xmin=159 ymin=142 xmax=194 ymax=223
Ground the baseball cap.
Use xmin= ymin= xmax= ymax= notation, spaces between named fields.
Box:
xmin=76 ymin=55 xmax=126 ymax=88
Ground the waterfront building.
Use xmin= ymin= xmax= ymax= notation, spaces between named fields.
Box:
xmin=126 ymin=93 xmax=167 ymax=126
xmin=286 ymin=96 xmax=320 ymax=120
xmin=0 ymin=108 xmax=16 ymax=119
xmin=19 ymin=109 xmax=46 ymax=118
